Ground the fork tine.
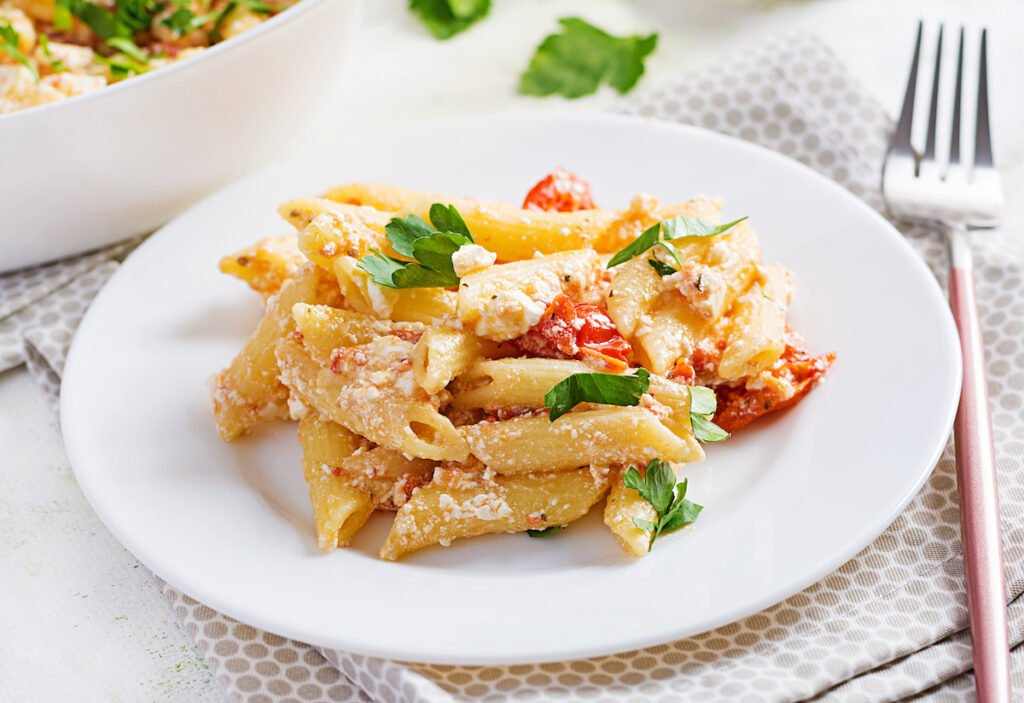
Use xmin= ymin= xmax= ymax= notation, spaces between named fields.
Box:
xmin=891 ymin=21 xmax=924 ymax=154
xmin=923 ymin=24 xmax=944 ymax=161
xmin=974 ymin=29 xmax=994 ymax=167
xmin=949 ymin=28 xmax=965 ymax=165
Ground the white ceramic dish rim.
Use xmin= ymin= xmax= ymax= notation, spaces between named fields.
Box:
xmin=0 ymin=0 xmax=331 ymax=126
xmin=62 ymin=113 xmax=962 ymax=664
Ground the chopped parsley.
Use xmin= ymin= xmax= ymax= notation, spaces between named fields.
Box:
xmin=0 ymin=22 xmax=37 ymax=81
xmin=543 ymin=368 xmax=650 ymax=421
xmin=607 ymin=215 xmax=749 ymax=274
xmin=527 ymin=525 xmax=564 ymax=538
xmin=409 ymin=0 xmax=491 ymax=40
xmin=356 ymin=205 xmax=474 ymax=289
xmin=37 ymin=35 xmax=66 ymax=73
xmin=688 ymin=385 xmax=730 ymax=443
xmin=519 ymin=18 xmax=658 ymax=99
xmin=623 ymin=459 xmax=703 ymax=551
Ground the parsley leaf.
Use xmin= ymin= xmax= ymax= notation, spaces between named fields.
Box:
xmin=357 ymin=205 xmax=474 ymax=289
xmin=385 ymin=214 xmax=436 ymax=258
xmin=429 ymin=203 xmax=472 ymax=239
xmin=647 ymin=258 xmax=677 ymax=277
xmin=527 ymin=525 xmax=564 ymax=538
xmin=607 ymin=215 xmax=749 ymax=271
xmin=409 ymin=0 xmax=491 ymax=40
xmin=519 ymin=18 xmax=658 ymax=99
xmin=622 ymin=459 xmax=703 ymax=551
xmin=544 ymin=368 xmax=650 ymax=421
xmin=662 ymin=215 xmax=749 ymax=240
xmin=688 ymin=386 xmax=729 ymax=443
xmin=0 ymin=22 xmax=37 ymax=81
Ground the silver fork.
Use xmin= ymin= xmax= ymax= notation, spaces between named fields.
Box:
xmin=882 ymin=23 xmax=1010 ymax=702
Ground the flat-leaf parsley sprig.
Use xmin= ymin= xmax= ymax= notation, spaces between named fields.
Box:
xmin=689 ymin=386 xmax=730 ymax=443
xmin=607 ymin=214 xmax=749 ymax=275
xmin=623 ymin=459 xmax=703 ymax=551
xmin=357 ymin=204 xmax=474 ymax=289
xmin=543 ymin=368 xmax=650 ymax=421
xmin=519 ymin=18 xmax=658 ymax=99
xmin=409 ymin=0 xmax=491 ymax=40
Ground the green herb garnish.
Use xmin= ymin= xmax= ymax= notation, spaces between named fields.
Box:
xmin=356 ymin=205 xmax=475 ymax=289
xmin=409 ymin=0 xmax=491 ymax=40
xmin=0 ymin=22 xmax=37 ymax=81
xmin=623 ymin=459 xmax=703 ymax=551
xmin=519 ymin=18 xmax=657 ymax=99
xmin=37 ymin=35 xmax=66 ymax=72
xmin=543 ymin=368 xmax=650 ymax=421
xmin=607 ymin=215 xmax=749 ymax=274
xmin=688 ymin=386 xmax=729 ymax=443
xmin=527 ymin=525 xmax=564 ymax=538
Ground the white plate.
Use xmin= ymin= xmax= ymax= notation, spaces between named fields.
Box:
xmin=62 ymin=114 xmax=960 ymax=665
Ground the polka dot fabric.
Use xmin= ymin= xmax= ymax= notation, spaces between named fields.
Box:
xmin=4 ymin=33 xmax=1022 ymax=703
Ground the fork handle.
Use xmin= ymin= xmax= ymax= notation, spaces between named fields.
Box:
xmin=948 ymin=224 xmax=1012 ymax=703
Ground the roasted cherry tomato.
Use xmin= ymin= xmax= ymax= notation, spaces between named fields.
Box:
xmin=522 ymin=168 xmax=597 ymax=212
xmin=512 ymin=294 xmax=630 ymax=369
xmin=713 ymin=333 xmax=835 ymax=432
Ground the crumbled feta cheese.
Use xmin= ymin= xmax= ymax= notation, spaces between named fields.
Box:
xmin=287 ymin=394 xmax=310 ymax=420
xmin=451 ymin=243 xmax=497 ymax=278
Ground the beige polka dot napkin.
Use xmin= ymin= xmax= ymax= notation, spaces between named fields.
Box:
xmin=4 ymin=32 xmax=1023 ymax=703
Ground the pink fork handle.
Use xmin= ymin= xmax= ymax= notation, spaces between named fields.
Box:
xmin=949 ymin=228 xmax=1012 ymax=703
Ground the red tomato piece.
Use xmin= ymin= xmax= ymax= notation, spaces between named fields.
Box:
xmin=713 ymin=333 xmax=835 ymax=433
xmin=512 ymin=294 xmax=631 ymax=369
xmin=522 ymin=168 xmax=597 ymax=212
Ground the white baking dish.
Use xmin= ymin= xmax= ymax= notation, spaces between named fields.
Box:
xmin=0 ymin=0 xmax=361 ymax=273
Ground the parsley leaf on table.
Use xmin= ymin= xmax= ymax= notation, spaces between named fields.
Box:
xmin=519 ymin=17 xmax=658 ymax=99
xmin=623 ymin=459 xmax=703 ymax=551
xmin=543 ymin=368 xmax=650 ymax=421
xmin=409 ymin=0 xmax=491 ymax=40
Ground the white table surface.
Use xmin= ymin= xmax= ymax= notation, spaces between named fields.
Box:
xmin=4 ymin=1 xmax=1021 ymax=701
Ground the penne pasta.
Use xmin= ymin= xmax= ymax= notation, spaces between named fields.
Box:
xmin=297 ymin=413 xmax=373 ymax=549
xmin=459 ymin=407 xmax=703 ymax=474
xmin=604 ymin=475 xmax=659 ymax=557
xmin=211 ymin=263 xmax=333 ymax=441
xmin=291 ymin=304 xmax=423 ymax=366
xmin=457 ymin=250 xmax=602 ymax=341
xmin=412 ymin=327 xmax=485 ymax=395
xmin=218 ymin=234 xmax=304 ymax=299
xmin=210 ymin=174 xmax=833 ymax=558
xmin=718 ymin=264 xmax=792 ymax=380
xmin=379 ymin=466 xmax=611 ymax=560
xmin=276 ymin=339 xmax=469 ymax=462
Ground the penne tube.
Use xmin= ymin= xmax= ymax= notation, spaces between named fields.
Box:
xmin=211 ymin=263 xmax=332 ymax=441
xmin=718 ymin=264 xmax=792 ymax=380
xmin=459 ymin=407 xmax=703 ymax=474
xmin=379 ymin=466 xmax=610 ymax=560
xmin=412 ymin=327 xmax=485 ymax=395
xmin=457 ymin=250 xmax=602 ymax=341
xmin=297 ymin=413 xmax=373 ymax=549
xmin=276 ymin=339 xmax=469 ymax=462
xmin=604 ymin=475 xmax=659 ymax=557
xmin=291 ymin=304 xmax=423 ymax=365
xmin=218 ymin=234 xmax=304 ymax=299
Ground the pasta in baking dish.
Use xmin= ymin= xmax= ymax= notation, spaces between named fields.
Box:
xmin=210 ymin=168 xmax=835 ymax=560
xmin=0 ymin=0 xmax=298 ymax=114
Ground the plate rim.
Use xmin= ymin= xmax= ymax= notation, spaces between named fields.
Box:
xmin=61 ymin=112 xmax=962 ymax=664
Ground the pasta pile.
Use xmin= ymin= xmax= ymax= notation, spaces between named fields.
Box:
xmin=211 ymin=170 xmax=834 ymax=560
xmin=0 ymin=0 xmax=297 ymax=114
